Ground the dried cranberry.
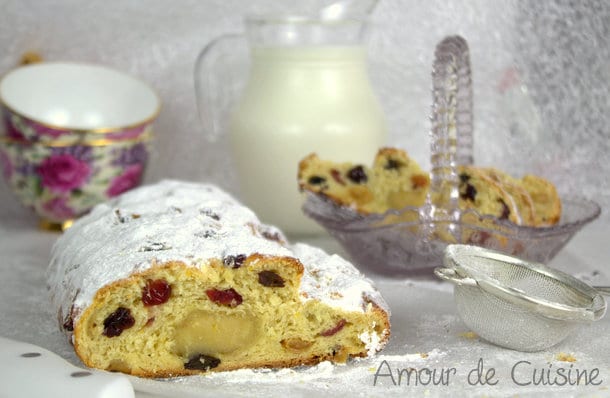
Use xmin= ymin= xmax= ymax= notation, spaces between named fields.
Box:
xmin=184 ymin=354 xmax=221 ymax=371
xmin=223 ymin=254 xmax=247 ymax=269
xmin=330 ymin=169 xmax=346 ymax=185
xmin=206 ymin=288 xmax=243 ymax=307
xmin=258 ymin=270 xmax=285 ymax=287
xmin=103 ymin=307 xmax=135 ymax=337
xmin=347 ymin=166 xmax=367 ymax=184
xmin=319 ymin=319 xmax=347 ymax=337
xmin=142 ymin=279 xmax=172 ymax=306
xmin=308 ymin=176 xmax=326 ymax=185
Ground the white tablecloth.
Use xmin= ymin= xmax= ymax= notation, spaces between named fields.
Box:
xmin=0 ymin=205 xmax=608 ymax=398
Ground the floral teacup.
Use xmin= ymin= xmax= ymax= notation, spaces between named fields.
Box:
xmin=0 ymin=62 xmax=160 ymax=230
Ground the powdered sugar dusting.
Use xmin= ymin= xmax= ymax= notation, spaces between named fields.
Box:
xmin=46 ymin=180 xmax=389 ymax=348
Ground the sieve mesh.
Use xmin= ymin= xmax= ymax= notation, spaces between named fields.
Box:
xmin=460 ymin=253 xmax=594 ymax=308
xmin=440 ymin=244 xmax=607 ymax=351
xmin=454 ymin=283 xmax=578 ymax=352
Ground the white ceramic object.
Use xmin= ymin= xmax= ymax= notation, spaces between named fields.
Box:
xmin=0 ymin=62 xmax=160 ymax=131
xmin=0 ymin=336 xmax=134 ymax=398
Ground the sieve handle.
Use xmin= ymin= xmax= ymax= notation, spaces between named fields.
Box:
xmin=434 ymin=267 xmax=477 ymax=287
xmin=593 ymin=286 xmax=610 ymax=295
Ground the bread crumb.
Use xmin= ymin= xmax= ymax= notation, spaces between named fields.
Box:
xmin=419 ymin=352 xmax=429 ymax=359
xmin=556 ymin=352 xmax=577 ymax=362
xmin=20 ymin=51 xmax=43 ymax=65
xmin=459 ymin=331 xmax=478 ymax=339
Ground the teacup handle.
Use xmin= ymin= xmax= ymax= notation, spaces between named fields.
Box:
xmin=426 ymin=36 xmax=474 ymax=232
xmin=194 ymin=33 xmax=248 ymax=142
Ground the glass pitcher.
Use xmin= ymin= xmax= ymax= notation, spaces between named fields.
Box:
xmin=195 ymin=13 xmax=387 ymax=236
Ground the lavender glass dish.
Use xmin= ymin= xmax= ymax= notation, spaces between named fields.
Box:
xmin=302 ymin=35 xmax=601 ymax=276
xmin=303 ymin=193 xmax=601 ymax=276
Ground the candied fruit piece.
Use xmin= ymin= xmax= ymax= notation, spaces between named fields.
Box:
xmin=281 ymin=337 xmax=314 ymax=352
xmin=184 ymin=354 xmax=221 ymax=371
xmin=411 ymin=174 xmax=429 ymax=189
xmin=206 ymin=288 xmax=243 ymax=307
xmin=347 ymin=165 xmax=367 ymax=183
xmin=103 ymin=307 xmax=135 ymax=337
xmin=330 ymin=169 xmax=346 ymax=185
xmin=142 ymin=279 xmax=172 ymax=306
xmin=258 ymin=270 xmax=285 ymax=287
xmin=319 ymin=319 xmax=347 ymax=337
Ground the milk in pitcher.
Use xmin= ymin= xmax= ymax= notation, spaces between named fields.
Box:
xmin=229 ymin=45 xmax=386 ymax=235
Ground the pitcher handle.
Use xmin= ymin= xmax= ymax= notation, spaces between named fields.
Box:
xmin=194 ymin=33 xmax=247 ymax=142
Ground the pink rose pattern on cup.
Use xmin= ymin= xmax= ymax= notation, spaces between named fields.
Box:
xmin=107 ymin=164 xmax=143 ymax=197
xmin=38 ymin=154 xmax=92 ymax=193
xmin=0 ymin=140 xmax=149 ymax=223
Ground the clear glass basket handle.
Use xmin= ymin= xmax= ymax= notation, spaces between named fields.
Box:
xmin=426 ymin=36 xmax=474 ymax=232
xmin=194 ymin=33 xmax=249 ymax=142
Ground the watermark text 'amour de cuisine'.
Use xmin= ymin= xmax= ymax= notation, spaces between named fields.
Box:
xmin=373 ymin=358 xmax=603 ymax=388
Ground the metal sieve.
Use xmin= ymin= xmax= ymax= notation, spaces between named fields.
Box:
xmin=435 ymin=244 xmax=609 ymax=352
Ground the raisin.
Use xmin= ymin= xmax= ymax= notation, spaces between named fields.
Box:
xmin=195 ymin=230 xmax=216 ymax=239
xmin=200 ymin=208 xmax=220 ymax=220
xmin=206 ymin=288 xmax=243 ymax=307
xmin=460 ymin=183 xmax=477 ymax=202
xmin=223 ymin=254 xmax=247 ymax=269
xmin=384 ymin=158 xmax=404 ymax=170
xmin=142 ymin=279 xmax=172 ymax=306
xmin=347 ymin=165 xmax=367 ymax=184
xmin=261 ymin=229 xmax=282 ymax=243
xmin=308 ymin=176 xmax=326 ymax=185
xmin=103 ymin=307 xmax=135 ymax=337
xmin=258 ymin=270 xmax=285 ymax=287
xmin=330 ymin=169 xmax=346 ymax=185
xmin=138 ymin=242 xmax=172 ymax=252
xmin=319 ymin=319 xmax=347 ymax=337
xmin=115 ymin=209 xmax=127 ymax=223
xmin=459 ymin=173 xmax=471 ymax=183
xmin=498 ymin=199 xmax=510 ymax=220
xmin=184 ymin=354 xmax=221 ymax=371
xmin=62 ymin=315 xmax=74 ymax=332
